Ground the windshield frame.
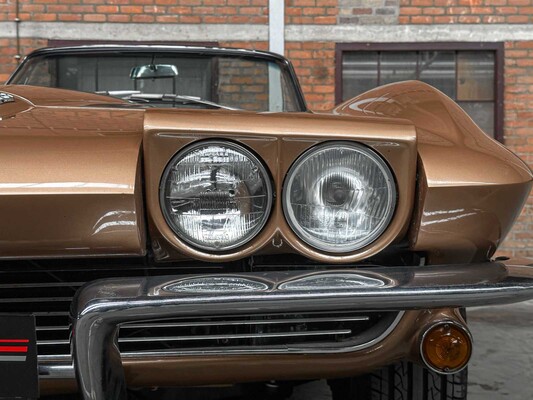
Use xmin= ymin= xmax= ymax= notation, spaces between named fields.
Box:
xmin=7 ymin=45 xmax=309 ymax=113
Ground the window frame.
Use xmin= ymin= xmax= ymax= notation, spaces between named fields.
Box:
xmin=335 ymin=42 xmax=504 ymax=143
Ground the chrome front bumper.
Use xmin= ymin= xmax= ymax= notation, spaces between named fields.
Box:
xmin=70 ymin=260 xmax=533 ymax=400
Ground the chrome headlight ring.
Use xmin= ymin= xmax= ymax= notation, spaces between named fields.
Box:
xmin=283 ymin=141 xmax=397 ymax=253
xmin=160 ymin=140 xmax=273 ymax=252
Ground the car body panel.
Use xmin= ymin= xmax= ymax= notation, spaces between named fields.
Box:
xmin=0 ymin=85 xmax=146 ymax=258
xmin=334 ymin=81 xmax=533 ymax=263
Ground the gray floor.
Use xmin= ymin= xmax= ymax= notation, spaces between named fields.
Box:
xmin=289 ymin=300 xmax=533 ymax=399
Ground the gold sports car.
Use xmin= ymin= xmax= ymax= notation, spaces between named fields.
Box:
xmin=0 ymin=45 xmax=532 ymax=400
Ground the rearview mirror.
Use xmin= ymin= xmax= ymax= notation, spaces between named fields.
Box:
xmin=130 ymin=64 xmax=178 ymax=80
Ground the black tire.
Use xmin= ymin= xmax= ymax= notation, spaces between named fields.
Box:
xmin=328 ymin=362 xmax=467 ymax=400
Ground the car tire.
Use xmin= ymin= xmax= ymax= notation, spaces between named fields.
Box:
xmin=328 ymin=362 xmax=467 ymax=400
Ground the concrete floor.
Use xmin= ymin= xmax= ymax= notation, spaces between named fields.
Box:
xmin=467 ymin=300 xmax=533 ymax=399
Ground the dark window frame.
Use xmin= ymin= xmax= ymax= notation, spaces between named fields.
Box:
xmin=335 ymin=42 xmax=504 ymax=143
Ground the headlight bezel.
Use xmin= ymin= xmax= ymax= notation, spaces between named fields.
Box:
xmin=282 ymin=141 xmax=397 ymax=254
xmin=159 ymin=139 xmax=274 ymax=252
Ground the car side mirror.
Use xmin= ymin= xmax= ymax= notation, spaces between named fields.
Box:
xmin=130 ymin=64 xmax=178 ymax=80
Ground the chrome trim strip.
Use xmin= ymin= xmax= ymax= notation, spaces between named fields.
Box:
xmin=38 ymin=340 xmax=70 ymax=346
xmin=118 ymin=329 xmax=352 ymax=343
xmin=36 ymin=326 xmax=70 ymax=331
xmin=39 ymin=361 xmax=76 ymax=380
xmin=121 ymin=315 xmax=370 ymax=329
xmin=0 ymin=92 xmax=15 ymax=104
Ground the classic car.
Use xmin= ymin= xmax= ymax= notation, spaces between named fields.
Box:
xmin=1 ymin=45 xmax=532 ymax=400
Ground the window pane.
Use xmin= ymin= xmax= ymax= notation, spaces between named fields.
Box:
xmin=457 ymin=51 xmax=494 ymax=101
xmin=419 ymin=51 xmax=456 ymax=98
xmin=458 ymin=102 xmax=494 ymax=137
xmin=380 ymin=51 xmax=417 ymax=85
xmin=342 ymin=52 xmax=378 ymax=101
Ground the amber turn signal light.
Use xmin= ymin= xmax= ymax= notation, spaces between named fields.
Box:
xmin=420 ymin=321 xmax=472 ymax=374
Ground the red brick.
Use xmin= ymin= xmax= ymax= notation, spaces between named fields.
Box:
xmin=132 ymin=14 xmax=154 ymax=22
xmin=507 ymin=15 xmax=530 ymax=22
xmin=58 ymin=13 xmax=82 ymax=21
xmin=423 ymin=7 xmax=446 ymax=14
xmin=83 ymin=14 xmax=106 ymax=21
xmin=483 ymin=15 xmax=505 ymax=22
xmin=107 ymin=14 xmax=131 ymax=22
xmin=312 ymin=16 xmax=337 ymax=23
xmin=401 ymin=6 xmax=422 ymax=14
xmin=496 ymin=6 xmax=519 ymax=13
xmin=96 ymin=5 xmax=119 ymax=13
xmin=120 ymin=5 xmax=143 ymax=13
xmin=32 ymin=13 xmax=57 ymax=21
xmin=434 ymin=15 xmax=458 ymax=22
xmin=411 ymin=15 xmax=434 ymax=22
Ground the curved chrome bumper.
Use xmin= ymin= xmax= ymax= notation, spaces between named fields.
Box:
xmin=70 ymin=260 xmax=533 ymax=400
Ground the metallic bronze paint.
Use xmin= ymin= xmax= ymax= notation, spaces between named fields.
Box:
xmin=334 ymin=81 xmax=533 ymax=263
xmin=0 ymin=85 xmax=146 ymax=258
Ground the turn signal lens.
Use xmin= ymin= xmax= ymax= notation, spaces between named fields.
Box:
xmin=421 ymin=322 xmax=472 ymax=374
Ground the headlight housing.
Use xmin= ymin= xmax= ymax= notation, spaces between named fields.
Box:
xmin=283 ymin=142 xmax=396 ymax=253
xmin=160 ymin=141 xmax=272 ymax=251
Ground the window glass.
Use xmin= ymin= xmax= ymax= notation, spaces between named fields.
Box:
xmin=380 ymin=52 xmax=417 ymax=85
xmin=342 ymin=52 xmax=378 ymax=101
xmin=419 ymin=51 xmax=456 ymax=98
xmin=457 ymin=51 xmax=495 ymax=101
xmin=458 ymin=101 xmax=495 ymax=136
xmin=339 ymin=47 xmax=498 ymax=138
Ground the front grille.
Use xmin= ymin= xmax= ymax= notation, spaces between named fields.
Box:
xmin=0 ymin=258 xmax=400 ymax=358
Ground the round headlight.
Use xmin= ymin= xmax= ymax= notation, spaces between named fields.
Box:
xmin=283 ymin=142 xmax=396 ymax=253
xmin=160 ymin=141 xmax=272 ymax=251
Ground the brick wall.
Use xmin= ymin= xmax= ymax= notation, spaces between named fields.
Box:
xmin=400 ymin=0 xmax=533 ymax=24
xmin=499 ymin=41 xmax=533 ymax=258
xmin=286 ymin=41 xmax=336 ymax=111
xmin=339 ymin=0 xmax=399 ymax=24
xmin=286 ymin=0 xmax=338 ymax=24
xmin=0 ymin=38 xmax=47 ymax=82
xmin=0 ymin=1 xmax=268 ymax=24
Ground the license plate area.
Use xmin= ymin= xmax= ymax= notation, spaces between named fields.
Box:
xmin=0 ymin=314 xmax=38 ymax=399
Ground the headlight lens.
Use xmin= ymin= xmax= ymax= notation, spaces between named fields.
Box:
xmin=283 ymin=142 xmax=396 ymax=253
xmin=160 ymin=141 xmax=272 ymax=251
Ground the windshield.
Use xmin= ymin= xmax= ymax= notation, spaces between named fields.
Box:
xmin=10 ymin=51 xmax=305 ymax=112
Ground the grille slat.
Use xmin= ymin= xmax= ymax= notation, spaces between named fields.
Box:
xmin=119 ymin=330 xmax=353 ymax=343
xmin=122 ymin=316 xmax=370 ymax=329
xmin=0 ymin=297 xmax=73 ymax=303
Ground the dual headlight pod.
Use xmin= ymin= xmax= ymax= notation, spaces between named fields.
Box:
xmin=160 ymin=141 xmax=396 ymax=253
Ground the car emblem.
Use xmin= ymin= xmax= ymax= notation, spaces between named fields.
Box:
xmin=0 ymin=92 xmax=15 ymax=104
